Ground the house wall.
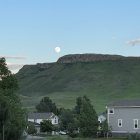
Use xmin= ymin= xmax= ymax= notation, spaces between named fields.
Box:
xmin=51 ymin=116 xmax=59 ymax=125
xmin=28 ymin=119 xmax=34 ymax=123
xmin=28 ymin=119 xmax=44 ymax=124
xmin=36 ymin=119 xmax=43 ymax=124
xmin=108 ymin=107 xmax=140 ymax=133
xmin=28 ymin=116 xmax=59 ymax=125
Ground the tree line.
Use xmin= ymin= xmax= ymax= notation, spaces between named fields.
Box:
xmin=34 ymin=96 xmax=108 ymax=138
xmin=0 ymin=58 xmax=26 ymax=140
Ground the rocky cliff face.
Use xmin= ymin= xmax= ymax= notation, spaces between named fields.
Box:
xmin=57 ymin=54 xmax=124 ymax=63
xmin=19 ymin=54 xmax=140 ymax=74
xmin=18 ymin=63 xmax=55 ymax=74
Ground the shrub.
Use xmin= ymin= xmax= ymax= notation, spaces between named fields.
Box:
xmin=40 ymin=120 xmax=53 ymax=132
xmin=27 ymin=124 xmax=37 ymax=135
xmin=127 ymin=133 xmax=140 ymax=140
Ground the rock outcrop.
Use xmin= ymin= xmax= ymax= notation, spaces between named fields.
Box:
xmin=57 ymin=54 xmax=124 ymax=63
xmin=18 ymin=63 xmax=55 ymax=74
xmin=18 ymin=54 xmax=140 ymax=74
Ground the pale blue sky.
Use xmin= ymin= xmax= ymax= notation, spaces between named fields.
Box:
xmin=1 ymin=0 xmax=140 ymax=69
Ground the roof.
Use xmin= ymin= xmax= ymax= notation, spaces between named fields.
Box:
xmin=98 ymin=112 xmax=107 ymax=118
xmin=28 ymin=121 xmax=40 ymax=126
xmin=108 ymin=100 xmax=140 ymax=107
xmin=28 ymin=112 xmax=55 ymax=119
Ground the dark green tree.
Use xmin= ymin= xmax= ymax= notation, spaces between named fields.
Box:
xmin=40 ymin=120 xmax=53 ymax=132
xmin=0 ymin=58 xmax=26 ymax=140
xmin=59 ymin=109 xmax=79 ymax=137
xmin=59 ymin=109 xmax=74 ymax=131
xmin=100 ymin=120 xmax=111 ymax=138
xmin=0 ymin=95 xmax=9 ymax=140
xmin=27 ymin=123 xmax=37 ymax=135
xmin=101 ymin=120 xmax=109 ymax=133
xmin=67 ymin=117 xmax=79 ymax=138
xmin=36 ymin=97 xmax=58 ymax=115
xmin=74 ymin=96 xmax=98 ymax=137
xmin=74 ymin=96 xmax=83 ymax=114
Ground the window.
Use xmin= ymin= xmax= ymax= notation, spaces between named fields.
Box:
xmin=118 ymin=119 xmax=122 ymax=127
xmin=109 ymin=108 xmax=114 ymax=114
xmin=134 ymin=119 xmax=139 ymax=129
xmin=54 ymin=117 xmax=57 ymax=124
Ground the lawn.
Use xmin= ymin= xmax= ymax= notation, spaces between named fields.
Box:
xmin=45 ymin=136 xmax=125 ymax=140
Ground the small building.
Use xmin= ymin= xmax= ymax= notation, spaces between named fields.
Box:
xmin=28 ymin=112 xmax=59 ymax=133
xmin=107 ymin=100 xmax=140 ymax=136
xmin=28 ymin=112 xmax=59 ymax=125
xmin=98 ymin=112 xmax=107 ymax=123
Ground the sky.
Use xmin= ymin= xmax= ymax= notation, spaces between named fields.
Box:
xmin=1 ymin=0 xmax=140 ymax=72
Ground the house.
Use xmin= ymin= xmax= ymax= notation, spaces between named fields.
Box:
xmin=28 ymin=112 xmax=59 ymax=125
xmin=98 ymin=112 xmax=107 ymax=123
xmin=107 ymin=100 xmax=140 ymax=136
xmin=28 ymin=112 xmax=59 ymax=133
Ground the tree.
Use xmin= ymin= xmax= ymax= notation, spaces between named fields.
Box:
xmin=59 ymin=109 xmax=74 ymax=131
xmin=101 ymin=120 xmax=109 ymax=133
xmin=4 ymin=99 xmax=26 ymax=140
xmin=36 ymin=97 xmax=58 ymax=115
xmin=40 ymin=120 xmax=53 ymax=132
xmin=74 ymin=96 xmax=83 ymax=114
xmin=27 ymin=124 xmax=37 ymax=135
xmin=0 ymin=58 xmax=26 ymax=140
xmin=0 ymin=95 xmax=9 ymax=140
xmin=0 ymin=58 xmax=11 ymax=78
xmin=67 ymin=118 xmax=79 ymax=138
xmin=99 ymin=120 xmax=111 ymax=138
xmin=59 ymin=109 xmax=79 ymax=137
xmin=74 ymin=96 xmax=98 ymax=137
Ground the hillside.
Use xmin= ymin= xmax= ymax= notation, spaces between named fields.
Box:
xmin=16 ymin=54 xmax=140 ymax=112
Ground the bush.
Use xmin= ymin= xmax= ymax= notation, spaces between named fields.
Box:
xmin=127 ymin=133 xmax=140 ymax=140
xmin=27 ymin=124 xmax=37 ymax=135
xmin=68 ymin=131 xmax=78 ymax=138
xmin=40 ymin=120 xmax=53 ymax=132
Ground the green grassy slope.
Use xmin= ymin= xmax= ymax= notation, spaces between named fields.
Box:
xmin=16 ymin=58 xmax=140 ymax=112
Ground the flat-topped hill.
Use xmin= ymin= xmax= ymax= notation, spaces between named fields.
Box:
xmin=16 ymin=54 xmax=140 ymax=112
xmin=57 ymin=54 xmax=124 ymax=63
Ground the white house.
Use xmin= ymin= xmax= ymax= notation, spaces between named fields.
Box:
xmin=98 ymin=113 xmax=107 ymax=123
xmin=28 ymin=112 xmax=59 ymax=125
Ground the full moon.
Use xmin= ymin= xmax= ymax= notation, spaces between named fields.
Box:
xmin=55 ymin=47 xmax=61 ymax=53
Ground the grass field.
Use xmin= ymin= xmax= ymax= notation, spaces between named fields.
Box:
xmin=17 ymin=58 xmax=140 ymax=112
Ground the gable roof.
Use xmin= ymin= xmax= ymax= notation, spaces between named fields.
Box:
xmin=108 ymin=100 xmax=140 ymax=107
xmin=98 ymin=112 xmax=107 ymax=118
xmin=28 ymin=112 xmax=55 ymax=119
xmin=28 ymin=121 xmax=40 ymax=126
